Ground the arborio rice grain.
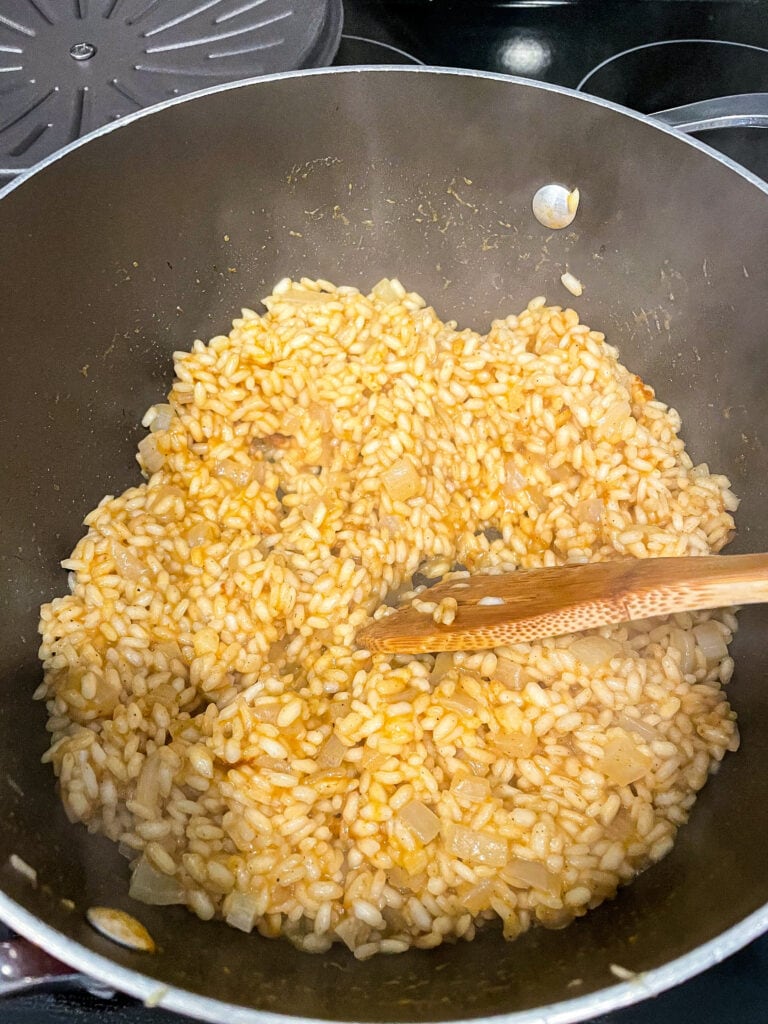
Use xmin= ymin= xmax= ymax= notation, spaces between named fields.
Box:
xmin=37 ymin=277 xmax=741 ymax=957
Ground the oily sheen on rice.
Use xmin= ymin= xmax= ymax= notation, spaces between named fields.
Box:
xmin=37 ymin=278 xmax=740 ymax=957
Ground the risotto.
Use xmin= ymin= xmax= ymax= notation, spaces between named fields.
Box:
xmin=37 ymin=277 xmax=740 ymax=958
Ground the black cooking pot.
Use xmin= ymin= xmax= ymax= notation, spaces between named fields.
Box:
xmin=1 ymin=68 xmax=767 ymax=1023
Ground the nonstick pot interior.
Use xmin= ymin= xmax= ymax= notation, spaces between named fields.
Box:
xmin=1 ymin=69 xmax=767 ymax=1022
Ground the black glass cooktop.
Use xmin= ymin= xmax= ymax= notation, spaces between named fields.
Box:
xmin=340 ymin=0 xmax=768 ymax=181
xmin=3 ymin=2 xmax=767 ymax=1023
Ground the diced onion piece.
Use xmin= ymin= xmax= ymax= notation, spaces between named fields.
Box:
xmin=317 ymin=433 xmax=336 ymax=467
xmin=669 ymin=627 xmax=696 ymax=675
xmin=257 ymin=757 xmax=290 ymax=773
xmin=601 ymin=728 xmax=653 ymax=786
xmin=264 ymin=288 xmax=337 ymax=309
xmin=148 ymin=404 xmax=173 ymax=433
xmin=570 ymin=636 xmax=622 ymax=667
xmin=386 ymin=866 xmax=413 ymax=893
xmin=493 ymin=657 xmax=524 ymax=689
xmin=371 ymin=278 xmax=401 ymax=304
xmin=461 ymin=878 xmax=494 ymax=912
xmin=129 ymin=858 xmax=185 ymax=906
xmin=616 ymin=711 xmax=657 ymax=742
xmin=443 ymin=823 xmax=508 ymax=867
xmin=308 ymin=401 xmax=332 ymax=431
xmin=493 ymin=732 xmax=537 ymax=758
xmin=193 ymin=627 xmax=219 ymax=657
xmin=504 ymin=386 xmax=525 ymax=412
xmin=361 ymin=747 xmax=387 ymax=772
xmin=301 ymin=496 xmax=327 ymax=526
xmin=605 ymin=806 xmax=634 ymax=841
xmin=110 ymin=540 xmax=145 ymax=581
xmin=334 ymin=916 xmax=366 ymax=952
xmin=155 ymin=640 xmax=182 ymax=667
xmin=280 ymin=407 xmax=303 ymax=435
xmin=451 ymin=774 xmax=490 ymax=804
xmin=384 ymin=686 xmax=420 ymax=705
xmin=503 ymin=460 xmax=527 ymax=499
xmin=596 ymin=401 xmax=631 ymax=442
xmin=90 ymin=673 xmax=121 ymax=716
xmin=382 ymin=458 xmax=421 ymax=501
xmin=441 ymin=692 xmax=479 ymax=716
xmin=692 ymin=621 xmax=728 ymax=662
xmin=250 ymin=432 xmax=293 ymax=461
xmin=458 ymin=750 xmax=491 ymax=777
xmin=147 ymin=485 xmax=185 ymax=524
xmin=251 ymin=701 xmax=282 ymax=724
xmin=316 ymin=733 xmax=346 ymax=769
xmin=501 ymin=857 xmax=560 ymax=895
xmin=560 ymin=272 xmax=583 ymax=297
xmin=550 ymin=464 xmax=572 ymax=483
xmin=224 ymin=891 xmax=260 ymax=933
xmin=397 ymin=800 xmax=441 ymax=844
xmin=575 ymin=499 xmax=604 ymax=525
xmin=267 ymin=636 xmax=289 ymax=662
xmin=138 ymin=434 xmax=164 ymax=474
xmin=429 ymin=652 xmax=455 ymax=686
xmin=152 ymin=683 xmax=178 ymax=711
xmin=134 ymin=753 xmax=162 ymax=812
xmin=536 ymin=906 xmax=575 ymax=930
xmin=329 ymin=699 xmax=351 ymax=722
xmin=213 ymin=459 xmax=252 ymax=487
xmin=379 ymin=515 xmax=402 ymax=538
xmin=185 ymin=521 xmax=215 ymax=548
xmin=526 ymin=485 xmax=547 ymax=513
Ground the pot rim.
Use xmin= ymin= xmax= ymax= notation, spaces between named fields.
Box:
xmin=2 ymin=889 xmax=767 ymax=1023
xmin=1 ymin=63 xmax=767 ymax=1023
xmin=2 ymin=64 xmax=767 ymax=199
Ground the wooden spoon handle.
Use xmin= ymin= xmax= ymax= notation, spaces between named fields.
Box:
xmin=357 ymin=553 xmax=768 ymax=654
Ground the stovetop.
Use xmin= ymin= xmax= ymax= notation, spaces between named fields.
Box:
xmin=339 ymin=0 xmax=768 ymax=181
xmin=3 ymin=1 xmax=767 ymax=1022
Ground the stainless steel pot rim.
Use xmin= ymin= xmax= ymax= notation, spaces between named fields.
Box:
xmin=1 ymin=63 xmax=767 ymax=1023
xmin=1 ymin=64 xmax=767 ymax=199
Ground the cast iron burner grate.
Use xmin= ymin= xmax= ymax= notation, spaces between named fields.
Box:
xmin=0 ymin=0 xmax=342 ymax=177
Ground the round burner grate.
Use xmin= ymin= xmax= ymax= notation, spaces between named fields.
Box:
xmin=578 ymin=38 xmax=768 ymax=113
xmin=0 ymin=0 xmax=342 ymax=176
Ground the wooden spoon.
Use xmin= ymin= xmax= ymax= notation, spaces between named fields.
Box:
xmin=357 ymin=553 xmax=768 ymax=654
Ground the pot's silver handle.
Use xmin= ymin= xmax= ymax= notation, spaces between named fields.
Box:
xmin=652 ymin=92 xmax=768 ymax=133
xmin=0 ymin=937 xmax=114 ymax=999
